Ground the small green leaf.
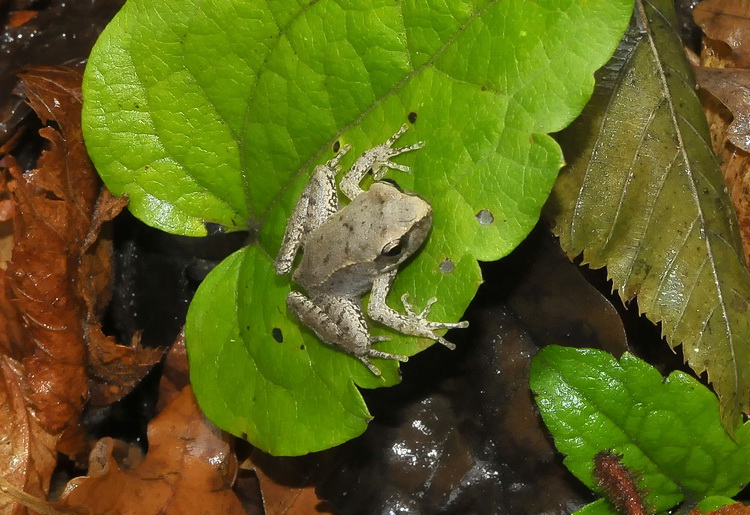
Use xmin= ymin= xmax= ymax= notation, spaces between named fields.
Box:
xmin=572 ymin=499 xmax=618 ymax=515
xmin=693 ymin=497 xmax=739 ymax=513
xmin=83 ymin=0 xmax=633 ymax=455
xmin=531 ymin=346 xmax=750 ymax=513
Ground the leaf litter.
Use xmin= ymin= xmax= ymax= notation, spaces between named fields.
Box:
xmin=694 ymin=0 xmax=750 ymax=271
xmin=0 ymin=66 xmax=211 ymax=512
xmin=57 ymin=382 xmax=245 ymax=514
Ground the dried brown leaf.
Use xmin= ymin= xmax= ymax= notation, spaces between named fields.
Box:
xmin=251 ymin=467 xmax=330 ymax=515
xmin=695 ymin=67 xmax=750 ymax=152
xmin=158 ymin=332 xmax=190 ymax=410
xmin=86 ymin=327 xmax=164 ymax=406
xmin=0 ymin=65 xmax=161 ymax=507
xmin=246 ymin=451 xmax=335 ymax=515
xmin=696 ymin=17 xmax=750 ymax=270
xmin=58 ymin=387 xmax=245 ymax=515
xmin=8 ymin=67 xmax=105 ymax=436
xmin=694 ymin=0 xmax=750 ymax=67
xmin=10 ymin=65 xmax=160 ymax=419
xmin=0 ymin=356 xmax=57 ymax=515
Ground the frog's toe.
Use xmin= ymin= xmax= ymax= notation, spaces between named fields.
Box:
xmin=401 ymin=293 xmax=438 ymax=319
xmin=368 ymin=348 xmax=408 ymax=363
xmin=358 ymin=348 xmax=408 ymax=376
xmin=358 ymin=357 xmax=382 ymax=376
xmin=373 ymin=160 xmax=412 ymax=179
xmin=435 ymin=335 xmax=457 ymax=351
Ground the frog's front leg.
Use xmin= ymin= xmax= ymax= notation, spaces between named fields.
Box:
xmin=274 ymin=144 xmax=351 ymax=274
xmin=339 ymin=124 xmax=425 ymax=201
xmin=368 ymin=270 xmax=469 ymax=349
xmin=286 ymin=291 xmax=408 ymax=376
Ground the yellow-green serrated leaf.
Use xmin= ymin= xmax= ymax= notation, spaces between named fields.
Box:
xmin=547 ymin=0 xmax=750 ymax=429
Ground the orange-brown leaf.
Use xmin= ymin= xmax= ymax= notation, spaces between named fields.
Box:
xmin=696 ymin=23 xmax=750 ymax=269
xmin=8 ymin=66 xmax=159 ymax=430
xmin=57 ymin=387 xmax=245 ymax=515
xmin=695 ymin=68 xmax=750 ymax=153
xmin=0 ymin=356 xmax=57 ymax=515
xmin=0 ymin=65 xmax=161 ymax=506
xmin=245 ymin=452 xmax=335 ymax=515
xmin=694 ymin=0 xmax=750 ymax=67
xmin=86 ymin=326 xmax=164 ymax=406
xmin=157 ymin=332 xmax=190 ymax=410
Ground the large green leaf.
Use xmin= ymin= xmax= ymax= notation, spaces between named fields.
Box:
xmin=547 ymin=0 xmax=750 ymax=429
xmin=531 ymin=346 xmax=750 ymax=514
xmin=83 ymin=0 xmax=633 ymax=455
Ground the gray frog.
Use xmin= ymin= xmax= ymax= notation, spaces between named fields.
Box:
xmin=274 ymin=125 xmax=468 ymax=375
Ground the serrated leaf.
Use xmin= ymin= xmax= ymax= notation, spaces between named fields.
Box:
xmin=531 ymin=346 xmax=750 ymax=513
xmin=83 ymin=0 xmax=633 ymax=455
xmin=546 ymin=0 xmax=750 ymax=429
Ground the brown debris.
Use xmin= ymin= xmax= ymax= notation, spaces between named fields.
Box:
xmin=57 ymin=387 xmax=245 ymax=515
xmin=695 ymin=2 xmax=750 ymax=267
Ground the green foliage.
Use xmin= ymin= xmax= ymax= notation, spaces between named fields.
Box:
xmin=531 ymin=346 xmax=750 ymax=514
xmin=83 ymin=0 xmax=633 ymax=455
xmin=547 ymin=0 xmax=750 ymax=430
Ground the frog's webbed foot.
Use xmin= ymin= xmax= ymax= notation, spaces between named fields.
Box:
xmin=357 ymin=343 xmax=409 ymax=376
xmin=369 ymin=273 xmax=469 ymax=351
xmin=399 ymin=293 xmax=469 ymax=350
xmin=340 ymin=124 xmax=425 ymax=201
xmin=370 ymin=124 xmax=426 ymax=180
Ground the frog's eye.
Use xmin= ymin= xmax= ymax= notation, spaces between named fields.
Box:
xmin=381 ymin=240 xmax=404 ymax=257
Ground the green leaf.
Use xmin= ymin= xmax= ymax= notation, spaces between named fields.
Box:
xmin=572 ymin=499 xmax=618 ymax=515
xmin=83 ymin=0 xmax=633 ymax=455
xmin=530 ymin=346 xmax=750 ymax=513
xmin=546 ymin=0 xmax=750 ymax=429
xmin=693 ymin=497 xmax=739 ymax=513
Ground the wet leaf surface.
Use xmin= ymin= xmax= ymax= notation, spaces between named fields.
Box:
xmin=57 ymin=387 xmax=245 ymax=515
xmin=694 ymin=0 xmax=750 ymax=67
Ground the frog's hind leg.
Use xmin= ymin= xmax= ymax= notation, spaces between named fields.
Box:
xmin=286 ymin=291 xmax=407 ymax=376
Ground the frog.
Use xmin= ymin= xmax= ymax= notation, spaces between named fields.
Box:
xmin=274 ymin=124 xmax=468 ymax=376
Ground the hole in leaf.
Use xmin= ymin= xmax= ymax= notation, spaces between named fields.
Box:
xmin=204 ymin=222 xmax=225 ymax=235
xmin=408 ymin=111 xmax=417 ymax=124
xmin=476 ymin=209 xmax=494 ymax=225
xmin=272 ymin=327 xmax=283 ymax=343
xmin=439 ymin=258 xmax=455 ymax=274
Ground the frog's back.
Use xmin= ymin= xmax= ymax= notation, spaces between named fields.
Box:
xmin=293 ymin=182 xmax=432 ymax=297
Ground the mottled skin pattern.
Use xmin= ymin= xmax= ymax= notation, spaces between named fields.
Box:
xmin=274 ymin=125 xmax=468 ymax=375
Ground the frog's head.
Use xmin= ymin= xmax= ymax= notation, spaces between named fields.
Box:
xmin=369 ymin=181 xmax=433 ymax=271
